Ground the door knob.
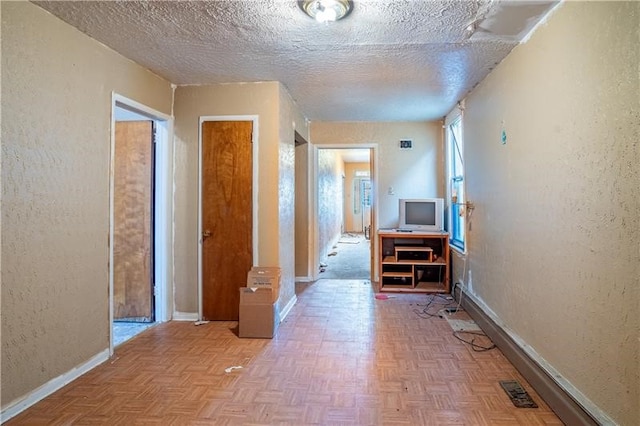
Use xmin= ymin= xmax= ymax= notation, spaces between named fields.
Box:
xmin=202 ymin=230 xmax=212 ymax=241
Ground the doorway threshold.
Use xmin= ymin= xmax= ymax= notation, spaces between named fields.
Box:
xmin=113 ymin=322 xmax=155 ymax=347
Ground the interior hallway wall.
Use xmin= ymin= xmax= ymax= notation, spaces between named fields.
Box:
xmin=344 ymin=162 xmax=371 ymax=233
xmin=317 ymin=150 xmax=344 ymax=265
xmin=1 ymin=1 xmax=173 ymax=407
xmin=172 ymin=82 xmax=308 ymax=317
xmin=172 ymin=83 xmax=277 ymax=316
xmin=277 ymin=83 xmax=309 ymax=310
xmin=310 ymin=121 xmax=443 ymax=229
xmin=458 ymin=2 xmax=639 ymax=424
xmin=295 ymin=143 xmax=310 ymax=279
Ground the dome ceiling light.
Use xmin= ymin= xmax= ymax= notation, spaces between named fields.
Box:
xmin=298 ymin=0 xmax=354 ymax=23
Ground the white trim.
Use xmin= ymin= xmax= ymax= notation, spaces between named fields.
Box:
xmin=294 ymin=275 xmax=314 ymax=283
xmin=197 ymin=115 xmax=259 ymax=321
xmin=305 ymin=142 xmax=316 ymax=284
xmin=444 ymin=111 xmax=467 ymax=255
xmin=172 ymin=312 xmax=200 ymax=321
xmin=444 ymin=101 xmax=463 ymax=126
xmin=450 ymin=243 xmax=466 ymax=257
xmin=112 ymin=94 xmax=172 ymax=122
xmin=109 ymin=93 xmax=174 ymax=356
xmin=370 ymin=147 xmax=380 ymax=282
xmin=0 ymin=350 xmax=109 ymax=422
xmin=279 ymin=295 xmax=298 ymax=322
xmin=310 ymin=145 xmax=320 ymax=281
xmin=153 ymin=120 xmax=174 ymax=324
xmin=460 ymin=286 xmax=616 ymax=426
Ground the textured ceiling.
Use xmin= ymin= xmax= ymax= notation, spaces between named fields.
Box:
xmin=33 ymin=0 xmax=558 ymax=122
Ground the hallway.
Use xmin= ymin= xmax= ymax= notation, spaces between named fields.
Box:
xmin=319 ymin=233 xmax=371 ymax=280
xmin=8 ymin=280 xmax=561 ymax=425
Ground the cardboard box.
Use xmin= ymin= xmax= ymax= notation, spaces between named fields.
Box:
xmin=247 ymin=266 xmax=281 ymax=302
xmin=239 ymin=287 xmax=277 ymax=338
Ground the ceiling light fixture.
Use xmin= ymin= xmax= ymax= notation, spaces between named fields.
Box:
xmin=298 ymin=0 xmax=353 ymax=23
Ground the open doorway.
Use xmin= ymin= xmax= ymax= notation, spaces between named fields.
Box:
xmin=110 ymin=95 xmax=173 ymax=352
xmin=315 ymin=147 xmax=374 ymax=280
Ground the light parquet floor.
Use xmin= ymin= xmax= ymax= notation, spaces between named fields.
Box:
xmin=7 ymin=280 xmax=563 ymax=425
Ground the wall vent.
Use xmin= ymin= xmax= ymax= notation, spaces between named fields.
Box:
xmin=399 ymin=139 xmax=413 ymax=149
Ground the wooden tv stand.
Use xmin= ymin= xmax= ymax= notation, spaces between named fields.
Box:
xmin=378 ymin=230 xmax=450 ymax=294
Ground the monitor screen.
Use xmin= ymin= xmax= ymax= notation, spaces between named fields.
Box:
xmin=398 ymin=198 xmax=444 ymax=231
xmin=405 ymin=201 xmax=436 ymax=226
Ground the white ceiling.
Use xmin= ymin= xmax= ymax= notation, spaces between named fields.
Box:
xmin=338 ymin=148 xmax=370 ymax=163
xmin=33 ymin=0 xmax=558 ymax=122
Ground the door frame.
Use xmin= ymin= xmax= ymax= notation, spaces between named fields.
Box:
xmin=109 ymin=93 xmax=174 ymax=355
xmin=197 ymin=115 xmax=259 ymax=322
xmin=311 ymin=143 xmax=379 ymax=282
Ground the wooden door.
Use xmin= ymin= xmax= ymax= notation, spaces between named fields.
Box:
xmin=114 ymin=121 xmax=154 ymax=321
xmin=201 ymin=121 xmax=253 ymax=321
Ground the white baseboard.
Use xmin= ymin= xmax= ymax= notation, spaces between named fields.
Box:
xmin=295 ymin=276 xmax=313 ymax=283
xmin=172 ymin=311 xmax=199 ymax=321
xmin=456 ymin=285 xmax=613 ymax=426
xmin=0 ymin=349 xmax=109 ymax=423
xmin=279 ymin=294 xmax=297 ymax=322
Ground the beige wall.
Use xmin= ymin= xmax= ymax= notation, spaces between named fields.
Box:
xmin=278 ymin=84 xmax=309 ymax=309
xmin=172 ymin=83 xmax=277 ymax=314
xmin=344 ymin=162 xmax=371 ymax=232
xmin=311 ymin=122 xmax=443 ymax=229
xmin=5 ymin=2 xmax=637 ymax=424
xmin=172 ymin=82 xmax=307 ymax=315
xmin=457 ymin=2 xmax=639 ymax=424
xmin=1 ymin=2 xmax=173 ymax=407
xmin=317 ymin=149 xmax=344 ymax=263
xmin=294 ymin=143 xmax=310 ymax=278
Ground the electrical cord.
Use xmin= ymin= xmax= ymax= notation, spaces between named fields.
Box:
xmin=413 ymin=294 xmax=494 ymax=352
xmin=453 ymin=330 xmax=496 ymax=352
xmin=413 ymin=294 xmax=458 ymax=318
xmin=412 ymin=293 xmax=494 ymax=352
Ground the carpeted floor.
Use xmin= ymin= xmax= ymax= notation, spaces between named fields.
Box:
xmin=319 ymin=233 xmax=371 ymax=280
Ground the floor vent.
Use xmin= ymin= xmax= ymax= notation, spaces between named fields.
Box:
xmin=500 ymin=380 xmax=539 ymax=408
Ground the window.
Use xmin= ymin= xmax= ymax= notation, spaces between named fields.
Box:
xmin=352 ymin=177 xmax=371 ymax=214
xmin=447 ymin=115 xmax=465 ymax=251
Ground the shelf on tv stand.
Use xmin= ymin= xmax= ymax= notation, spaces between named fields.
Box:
xmin=377 ymin=231 xmax=450 ymax=294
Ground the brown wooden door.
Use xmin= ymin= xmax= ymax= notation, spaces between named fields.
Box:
xmin=114 ymin=120 xmax=154 ymax=321
xmin=201 ymin=121 xmax=253 ymax=321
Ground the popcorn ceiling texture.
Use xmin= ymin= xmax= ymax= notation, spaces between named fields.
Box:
xmin=4 ymin=2 xmax=635 ymax=425
xmin=1 ymin=2 xmax=173 ymax=407
xmin=460 ymin=2 xmax=639 ymax=424
xmin=32 ymin=0 xmax=555 ymax=122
